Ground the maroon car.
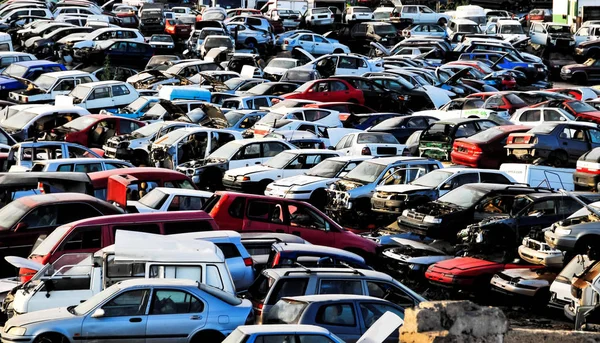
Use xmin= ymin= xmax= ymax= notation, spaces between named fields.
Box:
xmin=0 ymin=193 xmax=122 ymax=277
xmin=451 ymin=125 xmax=531 ymax=169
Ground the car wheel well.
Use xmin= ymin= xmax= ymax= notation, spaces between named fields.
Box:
xmin=191 ymin=330 xmax=225 ymax=343
xmin=575 ymin=235 xmax=600 ymax=255
xmin=132 ymin=149 xmax=149 ymax=166
xmin=309 ymin=188 xmax=328 ymax=210
xmin=573 ymin=72 xmax=588 ymax=85
xmin=548 ymin=149 xmax=568 ymax=168
xmin=33 ymin=332 xmax=69 ymax=343
xmin=200 ymin=167 xmax=224 ymax=191
xmin=258 ymin=179 xmax=273 ymax=194
xmin=333 ymin=48 xmax=344 ymax=53
xmin=437 ymin=18 xmax=447 ymax=25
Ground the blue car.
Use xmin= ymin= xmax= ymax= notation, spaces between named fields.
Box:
xmin=225 ymin=109 xmax=267 ymax=131
xmin=458 ymin=52 xmax=540 ymax=82
xmin=0 ymin=60 xmax=66 ymax=98
xmin=113 ymin=96 xmax=160 ymax=119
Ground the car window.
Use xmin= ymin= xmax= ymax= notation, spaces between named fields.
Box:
xmin=112 ymin=85 xmax=130 ymax=97
xmin=120 ymin=120 xmax=140 ymax=134
xmin=316 ymin=303 xmax=356 ymax=326
xmin=267 ymin=278 xmax=309 ymax=305
xmin=255 ymin=335 xmax=295 ymax=343
xmin=335 ymin=136 xmax=348 ymax=150
xmin=447 ymin=173 xmax=479 ymax=189
xmin=520 ymin=110 xmax=540 ymax=122
xmin=254 ymin=97 xmax=269 ymax=108
xmin=102 ymin=289 xmax=150 ymax=317
xmin=359 ymin=302 xmax=404 ymax=329
xmin=89 ymin=86 xmax=110 ymax=100
xmin=544 ymin=109 xmax=564 ymax=121
xmin=454 ymin=123 xmax=477 ymax=138
xmin=480 ymin=173 xmax=511 ymax=184
xmin=287 ymin=203 xmax=328 ymax=230
xmin=477 ymin=120 xmax=496 ymax=131
xmin=366 ymin=281 xmax=414 ymax=307
xmin=338 ymin=57 xmax=358 ymax=69
xmin=56 ymin=79 xmax=76 ymax=91
xmin=60 ymin=225 xmax=102 ymax=251
xmin=285 ymin=154 xmax=323 ymax=169
xmin=329 ymin=81 xmax=348 ymax=92
xmin=528 ymin=199 xmax=557 ymax=216
xmin=319 ymin=279 xmax=362 ymax=295
xmin=74 ymin=163 xmax=102 ymax=173
xmin=263 ymin=142 xmax=287 ymax=157
xmin=150 ymin=289 xmax=203 ymax=314
xmin=21 ymin=205 xmax=58 ymax=228
xmin=589 ymin=128 xmax=600 ymax=144
xmin=407 ymin=117 xmax=427 ymax=128
xmin=299 ymin=35 xmax=313 ymax=42
xmin=343 ymin=135 xmax=354 ymax=148
xmin=247 ymin=200 xmax=285 ymax=224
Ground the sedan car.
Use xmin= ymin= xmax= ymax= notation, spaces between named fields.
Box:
xmin=281 ymin=32 xmax=350 ymax=55
xmin=561 ymin=58 xmax=600 ymax=84
xmin=1 ymin=279 xmax=253 ymax=343
xmin=368 ymin=115 xmax=438 ymax=144
xmin=402 ymin=24 xmax=448 ymax=38
xmin=505 ymin=122 xmax=600 ymax=167
xmin=282 ymin=78 xmax=365 ymax=104
xmin=127 ymin=187 xmax=213 ymax=213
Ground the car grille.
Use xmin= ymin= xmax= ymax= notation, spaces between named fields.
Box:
xmin=377 ymin=147 xmax=397 ymax=155
xmin=555 ymin=39 xmax=571 ymax=47
xmin=526 ymin=240 xmax=542 ymax=250
xmin=105 ymin=141 xmax=119 ymax=149
xmin=406 ymin=210 xmax=424 ymax=221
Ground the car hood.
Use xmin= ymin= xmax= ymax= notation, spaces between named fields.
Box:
xmin=226 ymin=165 xmax=273 ymax=177
xmin=272 ymin=174 xmax=326 ymax=187
xmin=0 ymin=76 xmax=22 ymax=85
xmin=375 ymin=184 xmax=430 ymax=193
xmin=6 ymin=307 xmax=76 ymax=327
xmin=498 ymin=267 xmax=549 ymax=281
xmin=391 ymin=237 xmax=446 ymax=254
xmin=431 ymin=257 xmax=502 ymax=272
xmin=264 ymin=66 xmax=288 ymax=75
xmin=564 ymin=63 xmax=587 ymax=69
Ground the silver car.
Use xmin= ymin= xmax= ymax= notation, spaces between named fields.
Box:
xmin=226 ymin=23 xmax=275 ymax=46
xmin=2 ymin=279 xmax=253 ymax=343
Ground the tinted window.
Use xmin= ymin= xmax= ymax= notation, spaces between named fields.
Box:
xmin=480 ymin=173 xmax=511 ymax=184
xmin=112 ymin=224 xmax=161 ymax=236
xmin=359 ymin=302 xmax=404 ymax=329
xmin=215 ymin=243 xmax=242 ymax=258
xmin=520 ymin=110 xmax=540 ymax=122
xmin=267 ymin=278 xmax=309 ymax=305
xmin=316 ymin=303 xmax=356 ymax=326
xmin=102 ymin=289 xmax=150 ymax=317
xmin=247 ymin=201 xmax=285 ymax=224
xmin=150 ymin=290 xmax=203 ymax=314
xmin=163 ymin=221 xmax=213 ymax=234
xmin=319 ymin=279 xmax=362 ymax=295
xmin=228 ymin=197 xmax=245 ymax=219
xmin=60 ymin=226 xmax=102 ymax=251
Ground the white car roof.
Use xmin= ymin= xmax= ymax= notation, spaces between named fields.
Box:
xmin=237 ymin=325 xmax=331 ymax=335
xmin=327 ymin=155 xmax=373 ymax=162
xmin=34 ymin=158 xmax=128 ymax=165
xmin=37 ymin=70 xmax=92 ymax=78
xmin=77 ymin=80 xmax=127 ymax=87
xmin=451 ymin=18 xmax=478 ymax=25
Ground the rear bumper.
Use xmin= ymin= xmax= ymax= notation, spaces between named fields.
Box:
xmin=573 ymin=171 xmax=600 ymax=189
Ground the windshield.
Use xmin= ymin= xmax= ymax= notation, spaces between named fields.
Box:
xmin=74 ymin=284 xmax=121 ymax=315
xmin=225 ymin=111 xmax=246 ymax=126
xmin=268 ymin=59 xmax=297 ymax=69
xmin=458 ymin=24 xmax=481 ymax=33
xmin=306 ymin=159 xmax=346 ymax=178
xmin=437 ymin=186 xmax=487 ymax=208
xmin=569 ymin=101 xmax=597 ymax=113
xmin=343 ymin=160 xmax=387 ymax=184
xmin=62 ymin=116 xmax=98 ymax=130
xmin=138 ymin=189 xmax=168 ymax=209
xmin=499 ymin=24 xmax=523 ymax=34
xmin=547 ymin=25 xmax=571 ymax=34
xmin=411 ymin=170 xmax=453 ymax=187
xmin=422 ymin=123 xmax=453 ymax=142
xmin=205 ymin=37 xmax=233 ymax=49
xmin=33 ymin=74 xmax=57 ymax=91
xmin=282 ymin=70 xmax=314 ymax=82
xmin=357 ymin=132 xmax=399 ymax=144
xmin=224 ymin=78 xmax=244 ymax=90
xmin=143 ymin=103 xmax=167 ymax=119
xmin=69 ymin=85 xmax=90 ymax=100
xmin=265 ymin=151 xmax=297 ymax=169
xmin=312 ymin=8 xmax=329 ymax=14
xmin=0 ymin=200 xmax=29 ymax=230
xmin=530 ymin=124 xmax=556 ymax=134
xmin=373 ymin=11 xmax=391 ymax=20
xmin=209 ymin=141 xmax=242 ymax=159
xmin=131 ymin=121 xmax=164 ymax=138
xmin=2 ymin=64 xmax=28 ymax=78
xmin=374 ymin=24 xmax=396 ymax=35
xmin=1 ymin=110 xmax=39 ymax=130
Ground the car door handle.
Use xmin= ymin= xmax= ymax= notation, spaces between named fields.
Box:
xmin=190 ymin=315 xmax=201 ymax=320
xmin=292 ymin=231 xmax=301 ymax=236
xmin=129 ymin=318 xmax=142 ymax=323
xmin=255 ymin=161 xmax=261 ymax=164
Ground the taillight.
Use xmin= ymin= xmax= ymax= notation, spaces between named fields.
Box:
xmin=577 ymin=163 xmax=600 ymax=175
xmin=284 ymin=39 xmax=289 ymax=44
xmin=361 ymin=147 xmax=371 ymax=155
xmin=244 ymin=257 xmax=253 ymax=266
xmin=37 ymin=182 xmax=45 ymax=194
xmin=272 ymin=252 xmax=280 ymax=267
xmin=471 ymin=144 xmax=483 ymax=155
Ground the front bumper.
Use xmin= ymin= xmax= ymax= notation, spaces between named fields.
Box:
xmin=560 ymin=72 xmax=574 ymax=81
xmin=518 ymin=244 xmax=563 ymax=267
xmin=371 ymin=197 xmax=406 ymax=215
xmin=544 ymin=230 xmax=577 ymax=251
xmin=490 ymin=276 xmax=537 ymax=297
xmin=103 ymin=145 xmax=131 ymax=160
xmin=1 ymin=334 xmax=33 ymax=343
xmin=222 ymin=177 xmax=262 ymax=194
xmin=264 ymin=186 xmax=311 ymax=200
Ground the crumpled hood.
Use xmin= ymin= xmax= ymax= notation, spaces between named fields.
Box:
xmin=108 ymin=133 xmax=134 ymax=143
xmin=375 ymin=184 xmax=429 ymax=193
xmin=6 ymin=307 xmax=75 ymax=327
xmin=0 ymin=76 xmax=23 ymax=86
xmin=272 ymin=175 xmax=325 ymax=187
xmin=333 ymin=178 xmax=365 ymax=191
xmin=226 ymin=165 xmax=273 ymax=177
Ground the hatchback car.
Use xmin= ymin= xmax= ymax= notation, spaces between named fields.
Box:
xmin=51 ymin=114 xmax=145 ymax=149
xmin=282 ymin=79 xmax=365 ymax=104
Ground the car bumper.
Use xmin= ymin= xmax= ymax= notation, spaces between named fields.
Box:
xmin=425 ymin=270 xmax=477 ymax=288
xmin=544 ymin=230 xmax=577 ymax=251
xmin=397 ymin=218 xmax=438 ymax=237
xmin=1 ymin=335 xmax=34 ymax=343
xmin=264 ymin=187 xmax=311 ymax=200
xmin=310 ymin=18 xmax=334 ymax=25
xmin=518 ymin=245 xmax=563 ymax=267
xmin=222 ymin=178 xmax=262 ymax=194
xmin=573 ymin=171 xmax=600 ymax=189
xmin=560 ymin=72 xmax=574 ymax=81
xmin=490 ymin=277 xmax=537 ymax=297
xmin=371 ymin=197 xmax=406 ymax=215
xmin=548 ymin=292 xmax=571 ymax=310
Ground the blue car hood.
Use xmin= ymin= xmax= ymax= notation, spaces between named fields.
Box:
xmin=0 ymin=75 xmax=25 ymax=87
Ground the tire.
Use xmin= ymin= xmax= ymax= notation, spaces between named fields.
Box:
xmin=258 ymin=179 xmax=273 ymax=195
xmin=437 ymin=18 xmax=447 ymax=26
xmin=191 ymin=331 xmax=225 ymax=343
xmin=333 ymin=48 xmax=343 ymax=53
xmin=245 ymin=38 xmax=258 ymax=48
xmin=575 ymin=236 xmax=600 ymax=257
xmin=33 ymin=334 xmax=68 ymax=343
xmin=548 ymin=150 xmax=568 ymax=168
xmin=309 ymin=188 xmax=328 ymax=210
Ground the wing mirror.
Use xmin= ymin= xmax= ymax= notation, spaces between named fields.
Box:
xmin=91 ymin=309 xmax=105 ymax=318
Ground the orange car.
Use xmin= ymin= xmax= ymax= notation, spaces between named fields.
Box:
xmin=164 ymin=18 xmax=193 ymax=40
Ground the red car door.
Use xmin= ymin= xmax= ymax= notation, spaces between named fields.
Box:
xmin=327 ymin=80 xmax=355 ymax=103
xmin=242 ymin=198 xmax=290 ymax=233
xmin=306 ymin=81 xmax=328 ymax=102
xmin=284 ymin=202 xmax=334 ymax=246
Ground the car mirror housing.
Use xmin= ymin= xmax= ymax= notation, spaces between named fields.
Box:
xmin=91 ymin=309 xmax=105 ymax=318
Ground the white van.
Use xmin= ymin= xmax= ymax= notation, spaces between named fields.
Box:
xmin=0 ymin=33 xmax=13 ymax=52
xmin=4 ymin=230 xmax=234 ymax=317
xmin=499 ymin=163 xmax=575 ymax=190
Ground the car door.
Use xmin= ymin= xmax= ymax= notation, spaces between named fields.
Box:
xmin=529 ymin=23 xmax=547 ymax=45
xmin=327 ymin=80 xmax=353 ymax=102
xmin=336 ymin=56 xmax=360 ymax=75
xmin=356 ymin=300 xmax=405 ymax=342
xmin=85 ymin=86 xmax=114 ymax=111
xmin=306 ymin=80 xmax=329 ymax=102
xmin=284 ymin=202 xmax=335 ymax=245
xmin=145 ymin=288 xmax=207 ymax=342
xmin=575 ymin=26 xmax=590 ymax=46
xmin=515 ymin=109 xmax=541 ymax=126
xmin=52 ymin=78 xmax=77 ymax=97
xmin=80 ymin=288 xmax=150 ymax=343
xmin=558 ymin=125 xmax=591 ymax=162
xmin=242 ymin=198 xmax=289 ymax=233
xmin=313 ymin=35 xmax=331 ymax=55
xmin=438 ymin=172 xmax=479 ymax=196
xmin=418 ymin=6 xmax=435 ymax=23
xmin=312 ymin=302 xmax=362 ymax=342
xmin=106 ymin=41 xmax=128 ymax=66
xmin=282 ymin=153 xmax=324 ymax=178
xmin=297 ymin=34 xmax=315 ymax=53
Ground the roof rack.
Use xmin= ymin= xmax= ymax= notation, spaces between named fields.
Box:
xmin=283 ymin=265 xmax=366 ymax=276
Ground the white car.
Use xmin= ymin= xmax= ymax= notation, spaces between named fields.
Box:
xmin=510 ymin=107 xmax=576 ymax=127
xmin=9 ymin=71 xmax=98 ymax=104
xmin=30 ymin=157 xmax=132 ymax=172
xmin=574 ymin=24 xmax=600 ymax=46
xmin=70 ymin=27 xmax=145 ymax=49
xmin=485 ymin=19 xmax=527 ymax=43
xmin=252 ymin=108 xmax=342 ymax=137
xmin=413 ymin=96 xmax=512 ymax=122
xmin=391 ymin=5 xmax=450 ymax=25
xmin=373 ymin=7 xmax=394 ymax=22
xmin=333 ymin=132 xmax=405 ymax=156
xmin=263 ymin=58 xmax=302 ymax=80
xmin=281 ymin=33 xmax=350 ymax=55
xmin=127 ymin=187 xmax=213 ymax=213
xmin=68 ymin=81 xmax=139 ymax=112
xmin=266 ymin=8 xmax=303 ymax=29
xmin=342 ymin=6 xmax=373 ymax=24
xmin=304 ymin=7 xmax=334 ymax=27
xmin=292 ymin=52 xmax=384 ymax=77
xmin=223 ymin=149 xmax=342 ymax=194
xmin=265 ymin=155 xmax=373 ymax=208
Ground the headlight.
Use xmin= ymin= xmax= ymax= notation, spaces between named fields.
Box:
xmin=7 ymin=327 xmax=26 ymax=336
xmin=527 ymin=64 xmax=534 ymax=68
xmin=562 ymin=68 xmax=572 ymax=74
xmin=554 ymin=228 xmax=571 ymax=236
xmin=168 ymin=45 xmax=173 ymax=48
xmin=423 ymin=215 xmax=442 ymax=224
xmin=401 ymin=209 xmax=409 ymax=217
xmin=550 ymin=39 xmax=556 ymax=44
xmin=265 ymin=187 xmax=272 ymax=192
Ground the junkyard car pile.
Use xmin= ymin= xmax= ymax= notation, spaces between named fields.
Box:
xmin=3 ymin=0 xmax=600 ymax=341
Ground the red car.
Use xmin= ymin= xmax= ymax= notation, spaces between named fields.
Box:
xmin=165 ymin=18 xmax=193 ymax=40
xmin=304 ymin=102 xmax=375 ymax=121
xmin=451 ymin=125 xmax=531 ymax=169
xmin=547 ymin=87 xmax=599 ymax=101
xmin=425 ymin=257 xmax=540 ymax=291
xmin=531 ymin=99 xmax=600 ymax=123
xmin=52 ymin=115 xmax=144 ymax=149
xmin=204 ymin=191 xmax=379 ymax=260
xmin=466 ymin=92 xmax=528 ymax=115
xmin=282 ymin=79 xmax=365 ymax=105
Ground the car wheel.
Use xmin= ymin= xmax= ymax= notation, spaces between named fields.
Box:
xmin=258 ymin=179 xmax=273 ymax=194
xmin=437 ymin=18 xmax=447 ymax=26
xmin=33 ymin=334 xmax=68 ymax=343
xmin=573 ymin=72 xmax=588 ymax=85
xmin=548 ymin=150 xmax=568 ymax=168
xmin=333 ymin=48 xmax=343 ymax=53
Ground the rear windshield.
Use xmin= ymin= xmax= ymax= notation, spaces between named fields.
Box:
xmin=247 ymin=273 xmax=276 ymax=302
xmin=357 ymin=133 xmax=399 ymax=144
xmin=266 ymin=277 xmax=309 ymax=305
xmin=264 ymin=299 xmax=308 ymax=324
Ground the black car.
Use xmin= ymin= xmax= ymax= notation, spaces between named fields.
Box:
xmin=459 ymin=193 xmax=600 ymax=255
xmin=326 ymin=75 xmax=407 ymax=112
xmin=78 ymin=40 xmax=154 ymax=69
xmin=397 ymin=184 xmax=547 ymax=240
xmin=367 ymin=115 xmax=437 ymax=144
xmin=575 ymin=39 xmax=600 ymax=62
xmin=139 ymin=10 xmax=165 ymax=35
xmin=27 ymin=27 xmax=95 ymax=58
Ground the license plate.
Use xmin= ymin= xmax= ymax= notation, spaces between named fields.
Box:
xmin=512 ymin=149 xmax=530 ymax=155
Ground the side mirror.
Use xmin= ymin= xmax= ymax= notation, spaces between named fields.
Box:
xmin=14 ymin=222 xmax=28 ymax=231
xmin=327 ymin=146 xmax=335 ymax=150
xmin=91 ymin=308 xmax=105 ymax=318
xmin=440 ymin=183 xmax=452 ymax=190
